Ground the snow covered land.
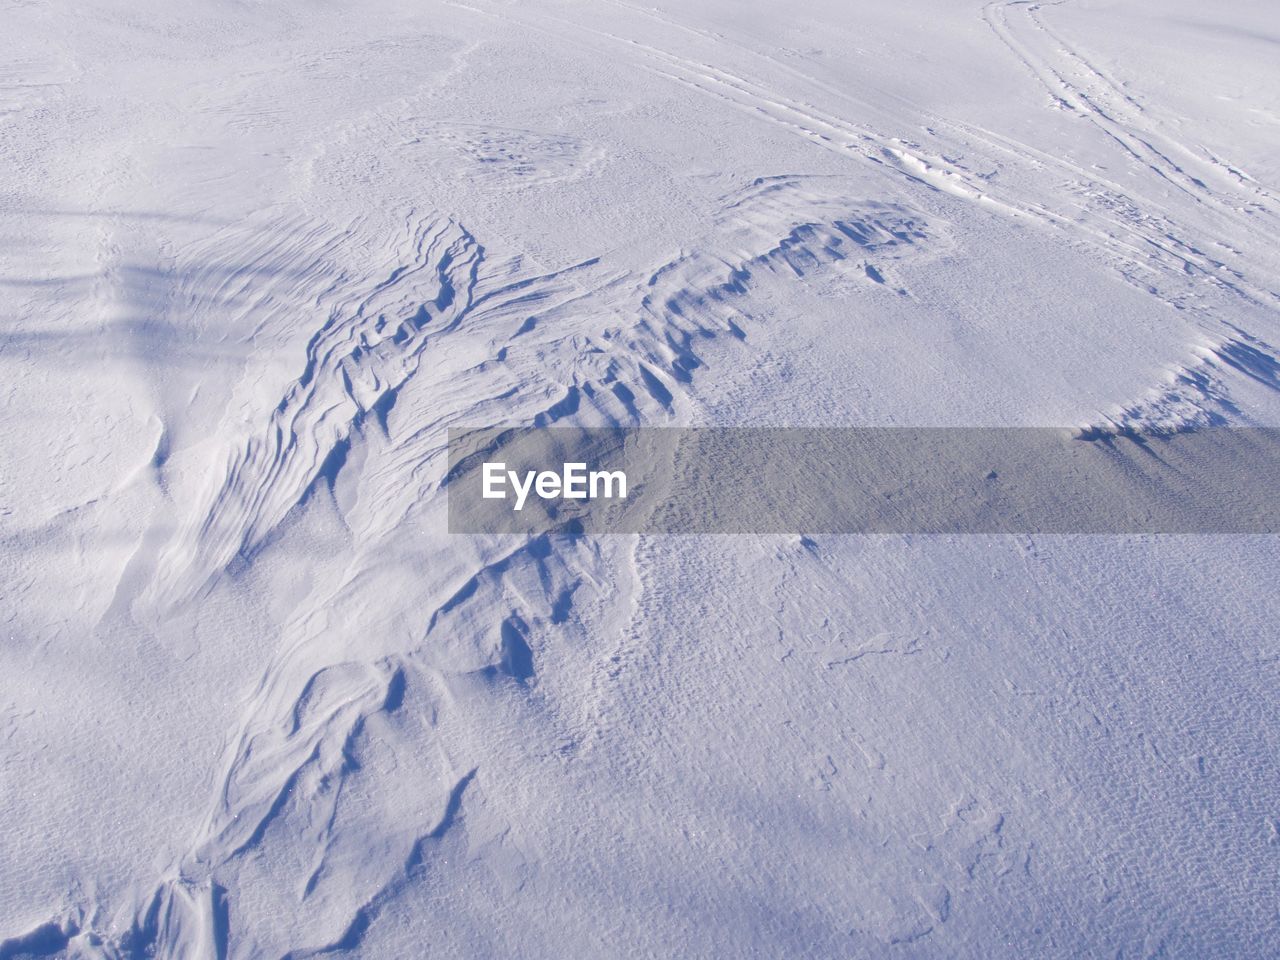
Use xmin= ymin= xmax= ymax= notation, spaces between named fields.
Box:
xmin=2 ymin=0 xmax=1279 ymax=956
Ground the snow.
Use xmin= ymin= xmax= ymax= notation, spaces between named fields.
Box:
xmin=2 ymin=0 xmax=1278 ymax=956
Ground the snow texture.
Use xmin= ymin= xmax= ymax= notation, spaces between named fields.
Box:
xmin=2 ymin=0 xmax=1279 ymax=957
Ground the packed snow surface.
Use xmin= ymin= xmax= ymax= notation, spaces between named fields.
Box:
xmin=2 ymin=0 xmax=1280 ymax=956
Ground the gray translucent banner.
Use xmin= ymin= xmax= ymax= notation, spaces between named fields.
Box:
xmin=446 ymin=427 xmax=1280 ymax=534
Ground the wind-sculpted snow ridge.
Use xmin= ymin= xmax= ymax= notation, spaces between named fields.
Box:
xmin=138 ymin=208 xmax=615 ymax=616
xmin=87 ymin=179 xmax=949 ymax=958
xmin=633 ymin=177 xmax=946 ymax=397
xmin=1080 ymin=332 xmax=1280 ymax=439
xmin=141 ymin=210 xmax=481 ymax=613
xmin=121 ymin=535 xmax=621 ymax=959
xmin=143 ymin=178 xmax=939 ymax=611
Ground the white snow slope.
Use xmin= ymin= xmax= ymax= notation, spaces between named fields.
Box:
xmin=2 ymin=0 xmax=1279 ymax=957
